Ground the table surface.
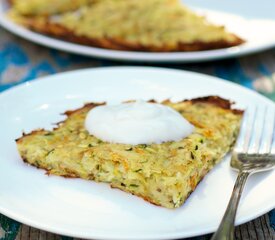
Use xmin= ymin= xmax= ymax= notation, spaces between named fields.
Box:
xmin=0 ymin=27 xmax=275 ymax=240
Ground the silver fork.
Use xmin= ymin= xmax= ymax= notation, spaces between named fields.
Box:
xmin=211 ymin=105 xmax=275 ymax=240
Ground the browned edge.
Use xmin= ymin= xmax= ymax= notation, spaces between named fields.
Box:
xmin=17 ymin=18 xmax=245 ymax=52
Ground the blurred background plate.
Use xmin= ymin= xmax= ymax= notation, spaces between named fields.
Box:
xmin=0 ymin=0 xmax=275 ymax=63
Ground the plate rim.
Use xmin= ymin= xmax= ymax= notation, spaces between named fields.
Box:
xmin=1 ymin=1 xmax=275 ymax=63
xmin=0 ymin=65 xmax=274 ymax=103
xmin=0 ymin=66 xmax=275 ymax=240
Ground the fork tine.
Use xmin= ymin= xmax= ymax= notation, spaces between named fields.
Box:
xmin=234 ymin=107 xmax=255 ymax=152
xmin=261 ymin=106 xmax=275 ymax=154
xmin=248 ymin=106 xmax=266 ymax=154
xmin=243 ymin=106 xmax=258 ymax=152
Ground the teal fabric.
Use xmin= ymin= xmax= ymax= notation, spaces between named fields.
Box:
xmin=269 ymin=210 xmax=275 ymax=230
xmin=0 ymin=215 xmax=20 ymax=240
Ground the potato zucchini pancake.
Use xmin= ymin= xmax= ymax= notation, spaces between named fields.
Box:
xmin=8 ymin=0 xmax=244 ymax=52
xmin=16 ymin=96 xmax=243 ymax=208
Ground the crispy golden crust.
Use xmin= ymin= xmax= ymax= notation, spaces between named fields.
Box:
xmin=16 ymin=129 xmax=46 ymax=143
xmin=184 ymin=96 xmax=243 ymax=115
xmin=19 ymin=18 xmax=244 ymax=52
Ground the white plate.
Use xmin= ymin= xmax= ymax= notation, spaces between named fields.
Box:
xmin=0 ymin=67 xmax=275 ymax=240
xmin=1 ymin=0 xmax=275 ymax=63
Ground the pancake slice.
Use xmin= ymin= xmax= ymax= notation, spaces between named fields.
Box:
xmin=8 ymin=0 xmax=244 ymax=52
xmin=16 ymin=96 xmax=243 ymax=208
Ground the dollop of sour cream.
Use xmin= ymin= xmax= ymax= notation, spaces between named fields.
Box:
xmin=85 ymin=101 xmax=194 ymax=145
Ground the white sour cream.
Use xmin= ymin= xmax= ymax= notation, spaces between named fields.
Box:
xmin=85 ymin=101 xmax=194 ymax=145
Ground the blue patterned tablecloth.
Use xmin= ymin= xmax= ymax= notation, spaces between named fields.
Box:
xmin=0 ymin=27 xmax=275 ymax=240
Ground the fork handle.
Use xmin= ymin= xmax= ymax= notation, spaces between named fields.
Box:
xmin=211 ymin=171 xmax=250 ymax=240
